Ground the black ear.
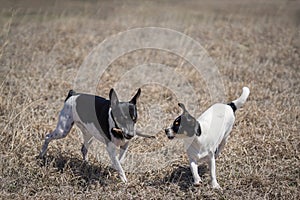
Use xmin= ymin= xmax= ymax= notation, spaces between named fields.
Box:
xmin=109 ymin=88 xmax=119 ymax=107
xmin=178 ymin=103 xmax=188 ymax=114
xmin=130 ymin=88 xmax=141 ymax=105
xmin=195 ymin=123 xmax=201 ymax=136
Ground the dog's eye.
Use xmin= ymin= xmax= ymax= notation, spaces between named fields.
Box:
xmin=173 ymin=116 xmax=181 ymax=127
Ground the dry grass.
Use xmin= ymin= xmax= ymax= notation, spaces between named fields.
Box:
xmin=0 ymin=0 xmax=299 ymax=199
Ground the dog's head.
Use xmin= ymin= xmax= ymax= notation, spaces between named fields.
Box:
xmin=109 ymin=88 xmax=141 ymax=140
xmin=165 ymin=103 xmax=201 ymax=139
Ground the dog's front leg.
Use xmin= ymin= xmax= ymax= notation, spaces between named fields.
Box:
xmin=189 ymin=157 xmax=202 ymax=186
xmin=106 ymin=142 xmax=127 ymax=183
xmin=119 ymin=141 xmax=129 ymax=164
xmin=208 ymin=153 xmax=221 ymax=189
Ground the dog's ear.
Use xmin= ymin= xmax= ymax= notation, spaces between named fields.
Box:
xmin=109 ymin=88 xmax=119 ymax=107
xmin=195 ymin=123 xmax=201 ymax=136
xmin=178 ymin=103 xmax=188 ymax=114
xmin=130 ymin=88 xmax=141 ymax=105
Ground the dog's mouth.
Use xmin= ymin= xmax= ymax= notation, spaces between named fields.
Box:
xmin=124 ymin=134 xmax=134 ymax=140
xmin=165 ymin=128 xmax=175 ymax=140
xmin=167 ymin=135 xmax=175 ymax=140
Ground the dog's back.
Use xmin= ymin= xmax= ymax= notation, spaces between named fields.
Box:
xmin=197 ymin=103 xmax=235 ymax=145
xmin=186 ymin=104 xmax=234 ymax=160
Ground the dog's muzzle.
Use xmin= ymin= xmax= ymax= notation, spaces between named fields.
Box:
xmin=124 ymin=133 xmax=134 ymax=140
xmin=165 ymin=128 xmax=175 ymax=139
xmin=112 ymin=128 xmax=134 ymax=140
xmin=123 ymin=129 xmax=135 ymax=140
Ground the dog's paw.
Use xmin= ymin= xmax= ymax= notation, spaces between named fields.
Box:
xmin=119 ymin=158 xmax=126 ymax=165
xmin=193 ymin=179 xmax=202 ymax=187
xmin=120 ymin=176 xmax=128 ymax=183
xmin=110 ymin=164 xmax=117 ymax=171
xmin=36 ymin=153 xmax=45 ymax=160
xmin=193 ymin=182 xmax=201 ymax=187
xmin=211 ymin=181 xmax=222 ymax=190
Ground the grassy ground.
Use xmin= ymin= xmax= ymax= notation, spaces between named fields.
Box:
xmin=0 ymin=0 xmax=299 ymax=199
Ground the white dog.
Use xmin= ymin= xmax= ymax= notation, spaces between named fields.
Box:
xmin=165 ymin=87 xmax=250 ymax=189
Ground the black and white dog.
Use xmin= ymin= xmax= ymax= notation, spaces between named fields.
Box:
xmin=39 ymin=88 xmax=143 ymax=183
xmin=165 ymin=87 xmax=250 ymax=189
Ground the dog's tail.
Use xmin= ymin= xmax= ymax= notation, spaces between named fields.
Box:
xmin=228 ymin=87 xmax=250 ymax=112
xmin=64 ymin=89 xmax=76 ymax=102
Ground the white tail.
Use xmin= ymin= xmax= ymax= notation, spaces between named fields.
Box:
xmin=232 ymin=87 xmax=250 ymax=110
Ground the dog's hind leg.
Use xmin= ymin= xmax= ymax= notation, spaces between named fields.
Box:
xmin=81 ymin=132 xmax=93 ymax=161
xmin=39 ymin=104 xmax=74 ymax=158
xmin=208 ymin=152 xmax=221 ymax=189
xmin=215 ymin=128 xmax=232 ymax=158
xmin=215 ymin=136 xmax=229 ymax=158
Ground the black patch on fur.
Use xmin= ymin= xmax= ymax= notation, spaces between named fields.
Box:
xmin=65 ymin=90 xmax=76 ymax=102
xmin=129 ymin=88 xmax=141 ymax=105
xmin=227 ymin=102 xmax=237 ymax=112
xmin=76 ymin=94 xmax=112 ymax=141
xmin=214 ymin=148 xmax=218 ymax=155
xmin=196 ymin=122 xmax=201 ymax=136
xmin=172 ymin=116 xmax=181 ymax=133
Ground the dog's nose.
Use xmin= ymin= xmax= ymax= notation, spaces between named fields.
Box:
xmin=167 ymin=135 xmax=175 ymax=140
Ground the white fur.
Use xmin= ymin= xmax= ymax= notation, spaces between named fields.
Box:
xmin=232 ymin=87 xmax=250 ymax=109
xmin=184 ymin=87 xmax=250 ymax=189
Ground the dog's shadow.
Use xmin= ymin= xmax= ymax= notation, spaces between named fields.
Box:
xmin=37 ymin=154 xmax=208 ymax=191
xmin=148 ymin=165 xmax=208 ymax=191
xmin=37 ymin=154 xmax=114 ymax=189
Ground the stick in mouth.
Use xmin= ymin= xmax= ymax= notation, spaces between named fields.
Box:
xmin=111 ymin=127 xmax=123 ymax=135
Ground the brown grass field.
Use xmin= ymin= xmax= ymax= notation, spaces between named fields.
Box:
xmin=0 ymin=0 xmax=299 ymax=199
